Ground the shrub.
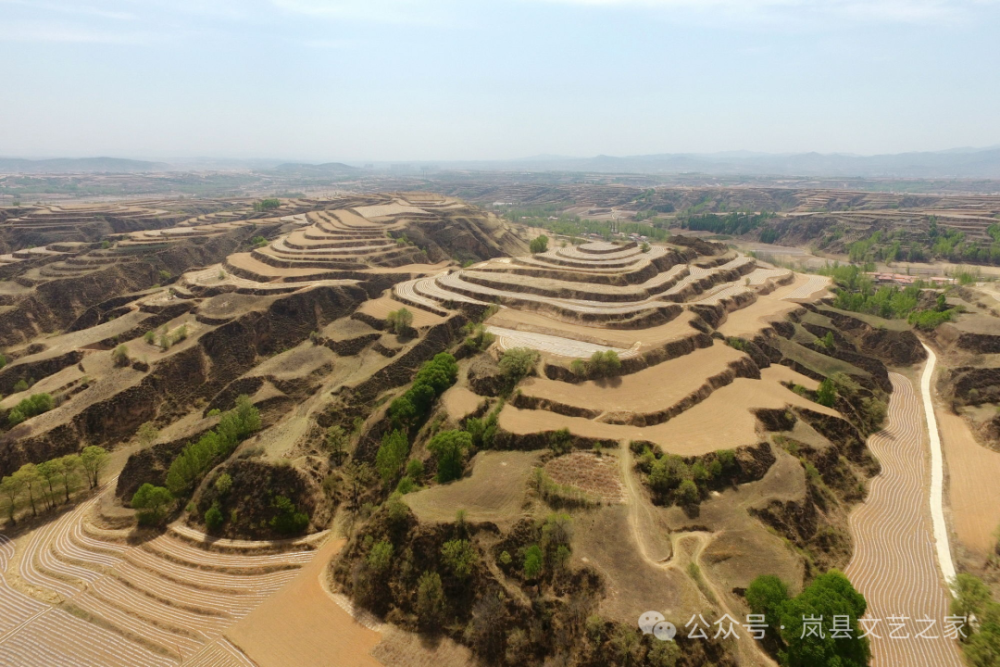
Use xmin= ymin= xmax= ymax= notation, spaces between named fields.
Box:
xmin=640 ymin=242 xmax=651 ymax=253
xmin=405 ymin=458 xmax=425 ymax=480
xmin=386 ymin=308 xmax=414 ymax=335
xmin=587 ymin=350 xmax=622 ymax=378
xmin=12 ymin=379 xmax=28 ymax=393
xmin=529 ymin=235 xmax=549 ymax=254
xmin=250 ymin=235 xmax=268 ymax=248
xmin=112 ymin=345 xmax=130 ymax=367
xmin=8 ymin=393 xmax=54 ymax=426
xmin=463 ymin=324 xmax=495 ymax=351
xmin=427 ymin=430 xmax=472 ymax=482
xmin=214 ymin=472 xmax=233 ymax=495
xmin=143 ymin=330 xmax=156 ymax=345
xmin=499 ymin=347 xmax=539 ymax=387
xmin=549 ymin=428 xmax=573 ymax=455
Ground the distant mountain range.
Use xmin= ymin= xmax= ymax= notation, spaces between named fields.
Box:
xmin=0 ymin=157 xmax=168 ymax=174
xmin=446 ymin=147 xmax=1000 ymax=179
xmin=3 ymin=148 xmax=1000 ymax=179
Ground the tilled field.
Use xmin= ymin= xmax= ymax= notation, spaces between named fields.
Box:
xmin=845 ymin=374 xmax=963 ymax=667
xmin=0 ymin=491 xmax=318 ymax=666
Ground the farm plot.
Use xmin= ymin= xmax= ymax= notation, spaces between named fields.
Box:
xmin=357 ymin=294 xmax=443 ymax=328
xmin=404 ymin=451 xmax=541 ymax=527
xmin=517 ymin=343 xmax=746 ymax=420
xmin=542 ymin=451 xmax=624 ymax=503
xmin=782 ymin=273 xmax=830 ymax=301
xmin=488 ymin=326 xmax=636 ymax=359
xmin=500 ymin=374 xmax=838 ymax=456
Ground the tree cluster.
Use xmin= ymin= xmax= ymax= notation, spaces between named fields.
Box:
xmin=0 ymin=447 xmax=107 ymax=525
xmin=162 ymin=395 xmax=261 ymax=496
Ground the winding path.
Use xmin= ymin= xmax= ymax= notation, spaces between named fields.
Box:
xmin=845 ymin=372 xmax=962 ymax=667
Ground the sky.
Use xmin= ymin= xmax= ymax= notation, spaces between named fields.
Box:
xmin=1 ymin=0 xmax=999 ymax=162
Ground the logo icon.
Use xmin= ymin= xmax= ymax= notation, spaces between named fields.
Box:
xmin=639 ymin=612 xmax=677 ymax=641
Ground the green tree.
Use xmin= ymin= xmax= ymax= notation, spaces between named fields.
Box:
xmin=131 ymin=483 xmax=174 ymax=525
xmin=676 ymin=479 xmax=700 ymax=506
xmin=80 ymin=446 xmax=109 ymax=489
xmin=204 ymin=503 xmax=224 ymax=532
xmin=325 ymin=425 xmax=348 ymax=463
xmin=0 ymin=474 xmax=25 ymax=525
xmin=952 ymin=573 xmax=992 ymax=622
xmin=14 ymin=464 xmax=41 ymax=517
xmin=523 ymin=544 xmax=544 ymax=579
xmin=367 ymin=540 xmax=394 ymax=573
xmin=269 ymin=495 xmax=309 ymax=535
xmin=36 ymin=459 xmax=61 ymax=510
xmin=529 ymin=234 xmax=549 ymax=253
xmin=136 ymin=421 xmax=159 ymax=447
xmin=57 ymin=454 xmax=81 ymax=503
xmin=440 ymin=539 xmax=478 ymax=579
xmin=375 ymin=429 xmax=410 ymax=485
xmin=779 ymin=570 xmax=870 ymax=667
xmin=215 ymin=472 xmax=233 ymax=495
xmin=816 ymin=379 xmax=837 ymax=407
xmin=746 ymin=575 xmax=789 ymax=635
xmin=427 ymin=430 xmax=472 ymax=483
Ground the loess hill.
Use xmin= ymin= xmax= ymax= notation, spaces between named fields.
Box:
xmin=0 ymin=193 xmax=930 ymax=667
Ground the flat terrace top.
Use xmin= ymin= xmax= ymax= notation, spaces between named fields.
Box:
xmin=353 ymin=204 xmax=428 ymax=219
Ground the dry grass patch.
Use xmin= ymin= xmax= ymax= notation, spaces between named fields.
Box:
xmin=403 ymin=450 xmax=539 ymax=527
xmin=940 ymin=410 xmax=1000 ymax=558
xmin=440 ymin=386 xmax=483 ymax=422
xmin=370 ymin=626 xmax=473 ymax=667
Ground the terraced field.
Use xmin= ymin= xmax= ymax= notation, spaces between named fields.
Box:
xmin=0 ymin=491 xmax=320 ymax=666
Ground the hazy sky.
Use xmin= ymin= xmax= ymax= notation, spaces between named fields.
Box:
xmin=2 ymin=0 xmax=999 ymax=162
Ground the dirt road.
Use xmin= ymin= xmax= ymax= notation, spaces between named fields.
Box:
xmin=845 ymin=373 xmax=962 ymax=667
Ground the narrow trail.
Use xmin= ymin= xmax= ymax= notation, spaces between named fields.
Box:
xmin=845 ymin=373 xmax=963 ymax=667
xmin=618 ymin=447 xmax=777 ymax=667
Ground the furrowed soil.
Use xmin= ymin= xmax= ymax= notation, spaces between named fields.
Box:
xmin=226 ymin=538 xmax=382 ymax=667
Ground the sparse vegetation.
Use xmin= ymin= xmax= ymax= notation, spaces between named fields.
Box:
xmin=385 ymin=307 xmax=414 ymax=334
xmin=7 ymin=392 xmax=54 ymax=426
